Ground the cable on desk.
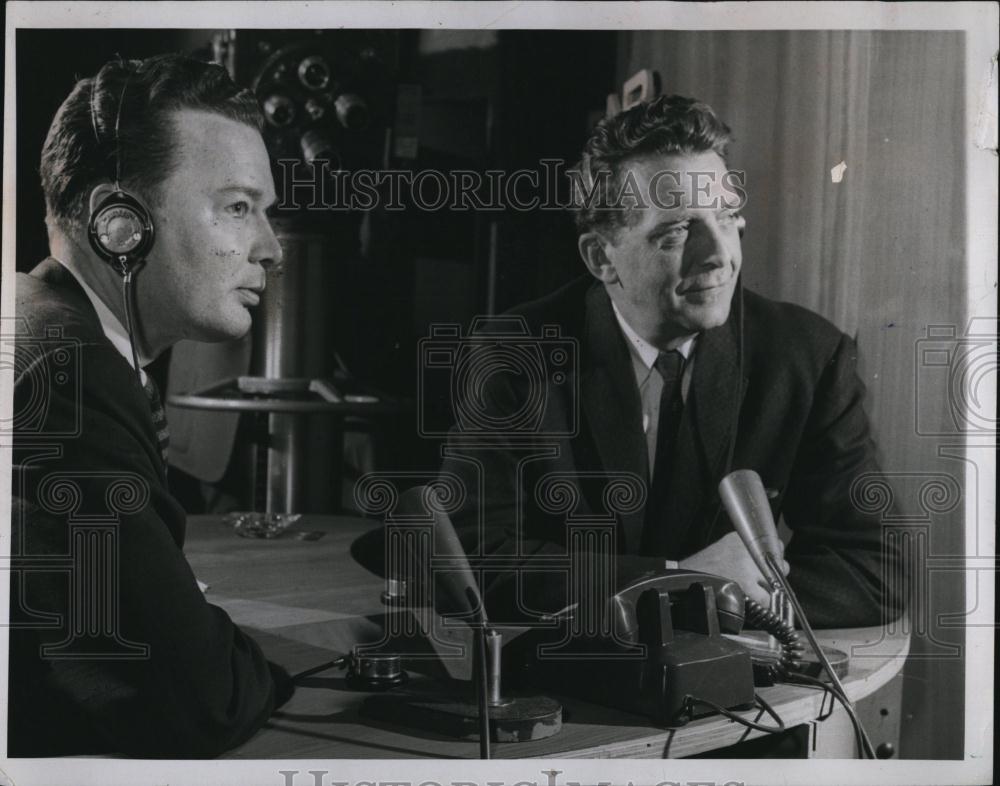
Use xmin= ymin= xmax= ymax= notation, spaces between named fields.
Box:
xmin=785 ymin=671 xmax=872 ymax=759
xmin=736 ymin=705 xmax=764 ymax=745
xmin=683 ymin=693 xmax=786 ymax=734
xmin=292 ymin=656 xmax=347 ymax=682
xmin=660 ymin=728 xmax=677 ymax=758
xmin=788 ymin=674 xmax=875 ymax=759
xmin=783 ymin=672 xmax=836 ymax=721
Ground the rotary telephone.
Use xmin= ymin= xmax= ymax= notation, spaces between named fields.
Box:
xmin=508 ymin=567 xmax=803 ymax=726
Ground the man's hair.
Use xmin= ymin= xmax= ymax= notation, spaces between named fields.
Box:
xmin=572 ymin=94 xmax=733 ymax=237
xmin=41 ymin=53 xmax=264 ymax=230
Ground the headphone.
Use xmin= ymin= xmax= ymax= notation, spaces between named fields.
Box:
xmin=87 ymin=61 xmax=155 ymax=275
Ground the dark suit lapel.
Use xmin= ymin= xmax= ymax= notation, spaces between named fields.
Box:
xmin=660 ymin=312 xmax=747 ymax=555
xmin=27 ymin=257 xmax=168 ymax=480
xmin=581 ymin=283 xmax=647 ymax=553
xmin=692 ymin=316 xmax=744 ymax=480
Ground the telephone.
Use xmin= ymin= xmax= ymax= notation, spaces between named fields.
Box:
xmin=507 ymin=568 xmax=802 ymax=726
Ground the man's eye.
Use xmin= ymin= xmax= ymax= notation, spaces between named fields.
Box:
xmin=719 ymin=210 xmax=742 ymax=225
xmin=227 ymin=201 xmax=250 ymax=218
xmin=658 ymin=224 xmax=690 ymax=246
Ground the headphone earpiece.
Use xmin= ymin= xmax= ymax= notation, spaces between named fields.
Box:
xmin=87 ymin=188 xmax=154 ymax=271
xmin=88 ymin=61 xmax=154 ymax=275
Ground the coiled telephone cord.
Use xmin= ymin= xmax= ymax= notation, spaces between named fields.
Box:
xmin=743 ymin=598 xmax=806 ymax=683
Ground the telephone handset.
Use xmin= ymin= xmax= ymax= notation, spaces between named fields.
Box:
xmin=612 ymin=568 xmax=804 ymax=681
xmin=609 ymin=568 xmax=747 ymax=638
xmin=513 ymin=567 xmax=802 ymax=726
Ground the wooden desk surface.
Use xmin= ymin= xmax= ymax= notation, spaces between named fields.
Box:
xmin=184 ymin=514 xmax=909 ymax=759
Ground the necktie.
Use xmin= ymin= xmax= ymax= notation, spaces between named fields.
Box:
xmin=142 ymin=375 xmax=170 ymax=473
xmin=643 ymin=350 xmax=685 ymax=536
xmin=653 ymin=350 xmax=685 ymax=469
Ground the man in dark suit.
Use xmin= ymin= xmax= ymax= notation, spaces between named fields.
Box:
xmin=9 ymin=55 xmax=289 ymax=756
xmin=439 ymin=95 xmax=902 ymax=629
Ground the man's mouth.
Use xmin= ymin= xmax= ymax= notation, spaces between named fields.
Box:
xmin=238 ymin=287 xmax=263 ymax=306
xmin=679 ymin=278 xmax=729 ymax=295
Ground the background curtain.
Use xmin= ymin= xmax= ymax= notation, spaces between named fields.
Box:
xmin=619 ymin=30 xmax=967 ymax=759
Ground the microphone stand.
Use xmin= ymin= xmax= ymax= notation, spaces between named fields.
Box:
xmin=467 ymin=587 xmax=491 ymax=759
xmin=719 ymin=469 xmax=875 ymax=759
xmin=358 ymin=486 xmax=560 ymax=753
xmin=763 ymin=552 xmax=875 ymax=758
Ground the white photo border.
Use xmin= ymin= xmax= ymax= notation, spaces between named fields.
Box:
xmin=2 ymin=3 xmax=995 ymax=785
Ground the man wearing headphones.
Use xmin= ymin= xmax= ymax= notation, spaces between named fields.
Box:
xmin=439 ymin=95 xmax=903 ymax=630
xmin=10 ymin=55 xmax=288 ymax=756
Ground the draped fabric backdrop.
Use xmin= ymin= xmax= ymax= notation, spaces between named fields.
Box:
xmin=619 ymin=30 xmax=967 ymax=759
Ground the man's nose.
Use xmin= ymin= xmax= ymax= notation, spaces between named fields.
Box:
xmin=686 ymin=218 xmax=732 ymax=270
xmin=250 ymin=216 xmax=284 ymax=271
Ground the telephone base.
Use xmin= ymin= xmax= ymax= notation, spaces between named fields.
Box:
xmin=516 ymin=630 xmax=755 ymax=726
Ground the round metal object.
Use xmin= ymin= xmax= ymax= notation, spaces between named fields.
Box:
xmin=346 ymin=652 xmax=408 ymax=691
xmin=298 ymin=56 xmax=331 ymax=90
xmin=263 ymin=94 xmax=296 ymax=127
xmin=380 ymin=577 xmax=408 ymax=606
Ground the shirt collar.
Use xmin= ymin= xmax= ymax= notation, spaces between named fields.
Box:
xmin=611 ymin=300 xmax=696 ymax=371
xmin=54 ymin=258 xmax=151 ymax=384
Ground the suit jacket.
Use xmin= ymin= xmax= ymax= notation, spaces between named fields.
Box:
xmin=8 ymin=259 xmax=292 ymax=757
xmin=440 ymin=275 xmax=903 ymax=629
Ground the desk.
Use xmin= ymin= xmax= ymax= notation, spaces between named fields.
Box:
xmin=184 ymin=515 xmax=909 ymax=759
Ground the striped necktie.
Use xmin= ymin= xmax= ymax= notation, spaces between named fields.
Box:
xmin=142 ymin=375 xmax=170 ymax=473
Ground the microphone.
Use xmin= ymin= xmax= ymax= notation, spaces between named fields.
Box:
xmin=717 ymin=470 xmax=877 ymax=758
xmin=717 ymin=469 xmax=784 ymax=586
xmin=391 ymin=486 xmax=493 ymax=758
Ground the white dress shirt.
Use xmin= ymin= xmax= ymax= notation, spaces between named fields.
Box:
xmin=611 ymin=301 xmax=697 ymax=481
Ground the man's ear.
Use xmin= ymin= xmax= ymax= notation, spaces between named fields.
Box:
xmin=577 ymin=231 xmax=620 ymax=286
xmin=88 ymin=182 xmax=117 ymax=217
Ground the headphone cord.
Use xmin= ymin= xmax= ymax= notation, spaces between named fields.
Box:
xmin=121 ymin=267 xmax=144 ymax=391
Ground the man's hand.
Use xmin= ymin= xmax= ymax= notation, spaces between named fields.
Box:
xmin=677 ymin=532 xmax=790 ymax=607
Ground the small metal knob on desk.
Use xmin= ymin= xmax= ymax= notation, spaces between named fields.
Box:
xmin=347 ymin=652 xmax=408 ymax=690
xmin=381 ymin=577 xmax=407 ymax=606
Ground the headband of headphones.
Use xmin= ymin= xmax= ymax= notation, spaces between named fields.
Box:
xmin=87 ymin=59 xmax=155 ymax=274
